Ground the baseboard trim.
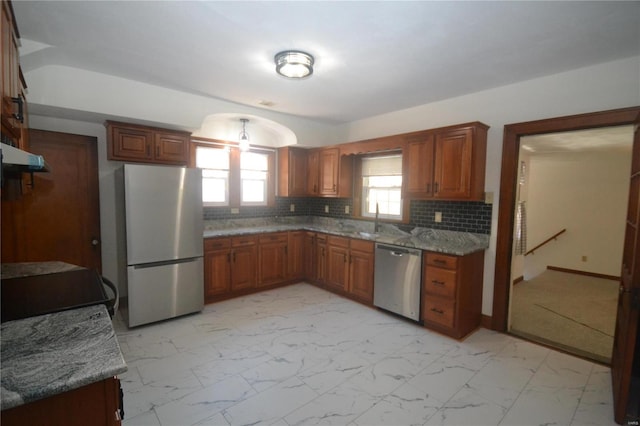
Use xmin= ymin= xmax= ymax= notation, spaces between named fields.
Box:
xmin=547 ymin=265 xmax=620 ymax=281
xmin=512 ymin=276 xmax=524 ymax=285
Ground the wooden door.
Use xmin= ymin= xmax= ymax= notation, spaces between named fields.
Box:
xmin=154 ymin=131 xmax=188 ymax=165
xmin=258 ymin=234 xmax=287 ymax=287
xmin=1 ymin=129 xmax=102 ymax=271
xmin=611 ymin=115 xmax=640 ymax=424
xmin=404 ymin=135 xmax=434 ymax=197
xmin=109 ymin=125 xmax=152 ymax=162
xmin=434 ymin=128 xmax=472 ymax=199
xmin=307 ymin=149 xmax=320 ymax=195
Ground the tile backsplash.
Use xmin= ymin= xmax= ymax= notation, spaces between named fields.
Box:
xmin=203 ymin=197 xmax=491 ymax=234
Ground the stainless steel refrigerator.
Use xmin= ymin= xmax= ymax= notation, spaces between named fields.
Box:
xmin=116 ymin=164 xmax=204 ymax=327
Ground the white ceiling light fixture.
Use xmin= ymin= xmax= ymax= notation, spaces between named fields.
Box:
xmin=238 ymin=118 xmax=250 ymax=151
xmin=275 ymin=50 xmax=314 ymax=79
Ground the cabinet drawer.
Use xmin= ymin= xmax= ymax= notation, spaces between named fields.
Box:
xmin=232 ymin=235 xmax=257 ymax=247
xmin=424 ymin=266 xmax=457 ymax=298
xmin=327 ymin=235 xmax=350 ymax=248
xmin=350 ymin=239 xmax=374 ymax=253
xmin=204 ymin=238 xmax=231 ymax=251
xmin=426 ymin=253 xmax=458 ymax=270
xmin=258 ymin=233 xmax=288 ymax=244
xmin=316 ymin=233 xmax=328 ymax=243
xmin=423 ymin=296 xmax=455 ymax=329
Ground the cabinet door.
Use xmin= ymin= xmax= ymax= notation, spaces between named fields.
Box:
xmin=231 ymin=245 xmax=257 ymax=290
xmin=316 ymin=237 xmax=327 ymax=284
xmin=433 ymin=128 xmax=473 ymax=199
xmin=319 ymin=148 xmax=340 ymax=196
xmin=307 ymin=149 xmax=320 ymax=195
xmin=349 ymin=247 xmax=374 ymax=304
xmin=110 ymin=126 xmax=153 ymax=162
xmin=404 ymin=135 xmax=435 ymax=197
xmin=326 ymin=240 xmax=349 ymax=291
xmin=279 ymin=147 xmax=308 ymax=197
xmin=288 ymin=231 xmax=305 ymax=279
xmin=204 ymin=249 xmax=231 ymax=299
xmin=154 ymin=132 xmax=189 ymax=165
xmin=258 ymin=234 xmax=287 ymax=287
xmin=303 ymin=232 xmax=317 ymax=281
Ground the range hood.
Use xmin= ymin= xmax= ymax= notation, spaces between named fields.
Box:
xmin=1 ymin=143 xmax=49 ymax=172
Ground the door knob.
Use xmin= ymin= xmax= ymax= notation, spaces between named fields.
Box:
xmin=91 ymin=239 xmax=100 ymax=246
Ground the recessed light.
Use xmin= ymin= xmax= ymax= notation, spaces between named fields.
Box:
xmin=274 ymin=50 xmax=314 ymax=79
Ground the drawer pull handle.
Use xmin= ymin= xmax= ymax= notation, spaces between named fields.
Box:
xmin=432 ymin=280 xmax=445 ymax=286
xmin=431 ymin=308 xmax=444 ymax=315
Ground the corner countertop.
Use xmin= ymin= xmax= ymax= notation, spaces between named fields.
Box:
xmin=203 ymin=217 xmax=489 ymax=256
xmin=0 ymin=304 xmax=127 ymax=410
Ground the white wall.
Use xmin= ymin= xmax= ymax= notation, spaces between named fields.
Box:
xmin=26 ymin=55 xmax=640 ymax=315
xmin=524 ymin=150 xmax=630 ymax=278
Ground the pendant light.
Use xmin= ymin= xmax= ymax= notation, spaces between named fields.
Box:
xmin=238 ymin=118 xmax=250 ymax=151
xmin=274 ymin=50 xmax=314 ymax=79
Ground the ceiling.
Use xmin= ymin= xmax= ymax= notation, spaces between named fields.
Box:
xmin=12 ymin=1 xmax=640 ymax=125
xmin=520 ymin=125 xmax=634 ymax=154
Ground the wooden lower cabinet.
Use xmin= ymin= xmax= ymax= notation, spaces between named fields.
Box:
xmin=326 ymin=236 xmax=350 ymax=292
xmin=287 ymin=231 xmax=305 ymax=280
xmin=1 ymin=377 xmax=122 ymax=426
xmin=258 ymin=233 xmax=288 ymax=287
xmin=204 ymin=236 xmax=257 ymax=302
xmin=421 ymin=250 xmax=484 ymax=339
xmin=230 ymin=236 xmax=257 ymax=291
xmin=348 ymin=239 xmax=375 ymax=304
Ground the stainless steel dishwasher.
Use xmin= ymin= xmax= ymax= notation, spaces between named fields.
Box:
xmin=374 ymin=243 xmax=422 ymax=321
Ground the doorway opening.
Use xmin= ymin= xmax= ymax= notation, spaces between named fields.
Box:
xmin=508 ymin=126 xmax=632 ymax=363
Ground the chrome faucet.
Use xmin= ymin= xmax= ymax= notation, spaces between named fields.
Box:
xmin=374 ymin=202 xmax=380 ymax=233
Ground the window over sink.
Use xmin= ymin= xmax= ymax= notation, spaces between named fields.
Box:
xmin=355 ymin=153 xmax=407 ymax=222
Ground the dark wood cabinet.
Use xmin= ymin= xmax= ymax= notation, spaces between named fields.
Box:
xmin=303 ymin=231 xmax=317 ymax=280
xmin=306 ymin=149 xmax=320 ymax=196
xmin=303 ymin=148 xmax=352 ymax=197
xmin=347 ymin=239 xmax=374 ymax=304
xmin=278 ymin=147 xmax=308 ymax=197
xmin=1 ymin=377 xmax=122 ymax=426
xmin=1 ymin=0 xmax=27 ymax=147
xmin=204 ymin=236 xmax=257 ymax=302
xmin=421 ymin=250 xmax=484 ymax=339
xmin=258 ymin=232 xmax=288 ymax=287
xmin=106 ymin=121 xmax=190 ymax=165
xmin=287 ymin=231 xmax=305 ymax=280
xmin=316 ymin=233 xmax=328 ymax=284
xmin=404 ymin=122 xmax=488 ymax=201
xmin=326 ymin=235 xmax=350 ymax=291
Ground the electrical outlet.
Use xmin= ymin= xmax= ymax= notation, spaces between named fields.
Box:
xmin=324 ymin=205 xmax=329 ymax=213
xmin=484 ymin=191 xmax=494 ymax=204
xmin=345 ymin=205 xmax=350 ymax=214
xmin=581 ymin=255 xmax=588 ymax=262
xmin=231 ymin=208 xmax=239 ymax=214
xmin=290 ymin=204 xmax=295 ymax=212
xmin=435 ymin=212 xmax=442 ymax=223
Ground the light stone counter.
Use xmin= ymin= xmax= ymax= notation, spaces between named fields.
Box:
xmin=0 ymin=304 xmax=127 ymax=410
xmin=203 ymin=216 xmax=489 ymax=256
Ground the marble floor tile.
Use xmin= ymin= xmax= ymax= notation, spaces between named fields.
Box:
xmin=114 ymin=283 xmax=618 ymax=426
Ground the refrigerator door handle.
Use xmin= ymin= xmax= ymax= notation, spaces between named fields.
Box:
xmin=132 ymin=257 xmax=202 ymax=269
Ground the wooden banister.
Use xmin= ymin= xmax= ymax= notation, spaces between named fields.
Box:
xmin=525 ymin=229 xmax=566 ymax=256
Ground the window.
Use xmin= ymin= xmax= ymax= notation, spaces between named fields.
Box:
xmin=195 ymin=146 xmax=229 ymax=206
xmin=192 ymin=139 xmax=275 ymax=208
xmin=240 ymin=151 xmax=269 ymax=206
xmin=361 ymin=154 xmax=403 ymax=220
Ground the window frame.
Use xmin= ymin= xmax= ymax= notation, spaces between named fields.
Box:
xmin=190 ymin=138 xmax=276 ymax=208
xmin=353 ymin=151 xmax=409 ymax=223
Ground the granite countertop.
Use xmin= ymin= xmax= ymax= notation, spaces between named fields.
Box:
xmin=1 ymin=304 xmax=127 ymax=410
xmin=1 ymin=261 xmax=84 ymax=279
xmin=203 ymin=217 xmax=489 ymax=256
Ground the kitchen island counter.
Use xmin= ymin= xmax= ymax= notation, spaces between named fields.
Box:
xmin=0 ymin=304 xmax=127 ymax=410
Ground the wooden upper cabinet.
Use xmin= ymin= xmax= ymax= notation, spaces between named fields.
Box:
xmin=306 ymin=149 xmax=320 ymax=196
xmin=278 ymin=146 xmax=308 ymax=197
xmin=404 ymin=122 xmax=488 ymax=201
xmin=1 ymin=0 xmax=26 ymax=146
xmin=106 ymin=121 xmax=190 ymax=165
xmin=319 ymin=148 xmax=340 ymax=195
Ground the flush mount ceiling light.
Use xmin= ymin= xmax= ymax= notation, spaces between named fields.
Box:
xmin=238 ymin=118 xmax=250 ymax=151
xmin=274 ymin=50 xmax=314 ymax=79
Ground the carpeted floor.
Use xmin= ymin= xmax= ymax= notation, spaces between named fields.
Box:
xmin=510 ymin=269 xmax=619 ymax=364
